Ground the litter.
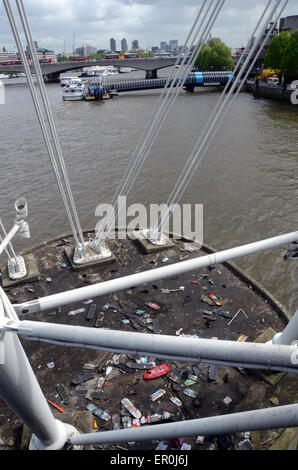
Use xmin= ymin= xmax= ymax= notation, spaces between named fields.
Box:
xmin=151 ymin=389 xmax=166 ymax=401
xmin=112 ymin=414 xmax=121 ymax=430
xmin=183 ymin=389 xmax=197 ymax=399
xmin=237 ymin=335 xmax=248 ymax=342
xmin=228 ymin=308 xmax=248 ymax=326
xmin=121 ymin=398 xmax=142 ymax=419
xmin=196 ymin=436 xmax=205 ymax=444
xmin=184 ymin=379 xmax=197 ymax=386
xmin=160 ymin=286 xmax=185 ymax=294
xmin=70 ymin=389 xmax=87 ymax=398
xmin=46 ymin=361 xmax=55 ymax=369
xmin=114 ymin=363 xmax=135 ymax=374
xmin=270 ymin=397 xmax=279 ymax=406
xmin=209 ymin=294 xmax=223 ymax=306
xmin=153 ymin=319 xmax=161 ymax=334
xmin=208 ymin=364 xmax=218 ymax=381
xmin=103 ymin=303 xmax=117 ymax=310
xmin=47 ymin=400 xmax=64 ymax=413
xmin=60 ymin=263 xmax=67 ymax=268
xmin=83 ymin=363 xmax=97 ymax=370
xmin=93 ymin=419 xmax=98 ymax=430
xmin=156 ymin=442 xmax=168 ymax=450
xmin=176 ymin=328 xmax=183 ymax=336
xmin=68 ymin=308 xmax=86 ymax=316
xmin=223 ymin=396 xmax=233 ymax=406
xmin=121 ymin=319 xmax=130 ymax=324
xmin=168 ymin=372 xmax=183 ymax=384
xmin=162 ymin=257 xmax=169 ymax=263
xmin=182 ymin=243 xmax=200 ymax=253
xmin=181 ymin=443 xmax=191 ymax=450
xmin=238 ymin=439 xmax=253 ymax=450
xmin=72 ymin=372 xmax=95 ymax=385
xmin=94 ymin=314 xmax=104 ymax=327
xmin=87 ymin=404 xmax=111 ymax=422
xmin=201 ymin=295 xmax=214 ymax=306
xmin=132 ymin=418 xmax=141 ymax=427
xmin=170 ymin=396 xmax=182 ymax=407
xmin=136 ymin=310 xmax=145 ymax=315
xmin=56 ymin=384 xmax=70 ymax=405
xmin=216 ymin=309 xmax=233 ymax=319
xmin=86 ymin=304 xmax=97 ymax=320
xmin=146 ymin=302 xmax=160 ymax=310
xmin=97 ymin=377 xmax=105 ymax=389
xmin=144 ymin=364 xmax=170 ymax=380
xmin=123 ymin=300 xmax=139 ymax=310
xmin=83 ymin=299 xmax=94 ymax=305
xmin=122 ymin=416 xmax=132 ymax=429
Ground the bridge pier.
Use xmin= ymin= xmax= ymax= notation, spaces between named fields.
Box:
xmin=184 ymin=83 xmax=195 ymax=93
xmin=44 ymin=73 xmax=60 ymax=83
xmin=145 ymin=69 xmax=158 ymax=79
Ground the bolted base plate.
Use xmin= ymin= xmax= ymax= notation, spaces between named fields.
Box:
xmin=132 ymin=230 xmax=175 ymax=254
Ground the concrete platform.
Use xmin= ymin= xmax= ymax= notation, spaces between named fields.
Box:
xmin=254 ymin=327 xmax=286 ymax=386
xmin=132 ymin=231 xmax=175 ymax=254
xmin=64 ymin=246 xmax=116 ymax=271
xmin=1 ymin=253 xmax=40 ymax=288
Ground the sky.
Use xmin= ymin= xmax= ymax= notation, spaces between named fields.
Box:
xmin=0 ymin=0 xmax=297 ymax=53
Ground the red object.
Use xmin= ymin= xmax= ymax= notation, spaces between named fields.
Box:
xmin=144 ymin=364 xmax=170 ymax=380
xmin=47 ymin=400 xmax=65 ymax=413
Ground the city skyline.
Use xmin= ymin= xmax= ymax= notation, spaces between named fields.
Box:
xmin=0 ymin=0 xmax=297 ymax=53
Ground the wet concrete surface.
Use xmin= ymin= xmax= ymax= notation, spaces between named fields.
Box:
xmin=0 ymin=234 xmax=297 ymax=450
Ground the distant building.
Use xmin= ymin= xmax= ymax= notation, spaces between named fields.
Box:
xmin=160 ymin=41 xmax=167 ymax=51
xmin=121 ymin=38 xmax=128 ymax=53
xmin=110 ymin=38 xmax=117 ymax=52
xmin=151 ymin=46 xmax=159 ymax=53
xmin=0 ymin=51 xmax=19 ymax=62
xmin=279 ymin=15 xmax=298 ymax=33
xmin=131 ymin=40 xmax=139 ymax=50
xmin=169 ymin=40 xmax=179 ymax=53
xmin=75 ymin=44 xmax=97 ymax=56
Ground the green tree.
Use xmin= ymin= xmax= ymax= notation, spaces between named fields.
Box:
xmin=264 ymin=30 xmax=291 ymax=76
xmin=195 ymin=38 xmax=234 ymax=71
xmin=285 ymin=29 xmax=298 ymax=78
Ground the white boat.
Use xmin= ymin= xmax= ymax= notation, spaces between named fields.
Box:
xmin=60 ymin=76 xmax=82 ymax=87
xmin=119 ymin=67 xmax=133 ymax=73
xmin=62 ymin=80 xmax=86 ymax=101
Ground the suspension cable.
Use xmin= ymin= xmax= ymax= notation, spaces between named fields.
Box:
xmin=156 ymin=0 xmax=286 ymax=233
xmin=95 ymin=0 xmax=226 ymax=243
xmin=2 ymin=0 xmax=84 ymax=253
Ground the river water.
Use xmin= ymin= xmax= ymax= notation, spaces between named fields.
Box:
xmin=0 ymin=69 xmax=297 ymax=313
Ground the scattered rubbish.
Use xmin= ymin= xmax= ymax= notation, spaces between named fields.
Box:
xmin=83 ymin=299 xmax=94 ymax=305
xmin=26 ymin=288 xmax=35 ymax=293
xmin=68 ymin=308 xmax=86 ymax=316
xmin=47 ymin=400 xmax=64 ymax=413
xmin=122 ymin=416 xmax=132 ymax=429
xmin=136 ymin=310 xmax=145 ymax=315
xmin=93 ymin=419 xmax=98 ymax=430
xmin=162 ymin=257 xmax=169 ymax=263
xmin=184 ymin=379 xmax=197 ymax=386
xmin=123 ymin=300 xmax=139 ymax=310
xmin=201 ymin=295 xmax=214 ymax=306
xmin=112 ymin=414 xmax=121 ymax=430
xmin=209 ymin=294 xmax=223 ymax=306
xmin=46 ymin=277 xmax=52 ymax=283
xmin=121 ymin=319 xmax=130 ymax=324
xmin=60 ymin=263 xmax=67 ymax=269
xmin=170 ymin=397 xmax=182 ymax=407
xmin=56 ymin=384 xmax=70 ymax=405
xmin=216 ymin=309 xmax=233 ymax=319
xmin=144 ymin=364 xmax=170 ymax=380
xmin=168 ymin=372 xmax=183 ymax=384
xmin=119 ymin=308 xmax=138 ymax=319
xmin=270 ymin=397 xmax=280 ymax=406
xmin=83 ymin=363 xmax=97 ymax=370
xmin=97 ymin=377 xmax=105 ymax=390
xmin=86 ymin=304 xmax=97 ymax=321
xmin=132 ymin=418 xmax=141 ymax=427
xmin=160 ymin=287 xmax=185 ymax=294
xmin=103 ymin=303 xmax=117 ymax=310
xmin=146 ymin=302 xmax=160 ymax=310
xmin=176 ymin=328 xmax=183 ymax=336
xmin=208 ymin=364 xmax=218 ymax=381
xmin=121 ymin=398 xmax=142 ymax=419
xmin=47 ymin=361 xmax=55 ymax=369
xmin=153 ymin=319 xmax=161 ymax=334
xmin=114 ymin=363 xmax=135 ymax=374
xmin=126 ymin=363 xmax=156 ymax=370
xmin=94 ymin=314 xmax=104 ymax=328
xmin=180 ymin=333 xmax=200 ymax=339
xmin=237 ymin=335 xmax=248 ymax=342
xmin=151 ymin=389 xmax=166 ymax=401
xmin=72 ymin=372 xmax=95 ymax=385
xmin=70 ymin=389 xmax=87 ymax=398
xmin=238 ymin=439 xmax=253 ymax=450
xmin=191 ymin=281 xmax=199 ymax=285
xmin=180 ymin=255 xmax=189 ymax=260
xmin=223 ymin=396 xmax=233 ymax=406
xmin=183 ymin=389 xmax=197 ymax=399
xmin=181 ymin=443 xmax=191 ymax=450
xmin=228 ymin=308 xmax=248 ymax=326
xmin=87 ymin=404 xmax=111 ymax=422
xmin=156 ymin=442 xmax=168 ymax=450
xmin=196 ymin=436 xmax=205 ymax=444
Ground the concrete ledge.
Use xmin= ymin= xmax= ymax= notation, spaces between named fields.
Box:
xmin=253 ymin=327 xmax=286 ymax=386
xmin=64 ymin=246 xmax=116 ymax=271
xmin=133 ymin=232 xmax=175 ymax=254
xmin=269 ymin=428 xmax=298 ymax=450
xmin=1 ymin=253 xmax=40 ymax=288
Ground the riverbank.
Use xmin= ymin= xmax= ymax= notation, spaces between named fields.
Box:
xmin=246 ymin=80 xmax=296 ymax=105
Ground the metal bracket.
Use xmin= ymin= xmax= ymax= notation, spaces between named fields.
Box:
xmin=141 ymin=228 xmax=168 ymax=246
xmin=73 ymin=241 xmax=112 ymax=265
xmin=7 ymin=255 xmax=27 ymax=280
xmin=284 ymin=241 xmax=298 ymax=261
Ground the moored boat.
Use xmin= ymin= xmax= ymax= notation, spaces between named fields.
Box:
xmin=62 ymin=80 xmax=86 ymax=101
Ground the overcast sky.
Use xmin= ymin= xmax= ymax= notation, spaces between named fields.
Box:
xmin=0 ymin=0 xmax=297 ymax=53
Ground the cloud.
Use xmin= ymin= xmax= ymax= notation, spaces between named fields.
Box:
xmin=0 ymin=0 xmax=296 ymax=52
